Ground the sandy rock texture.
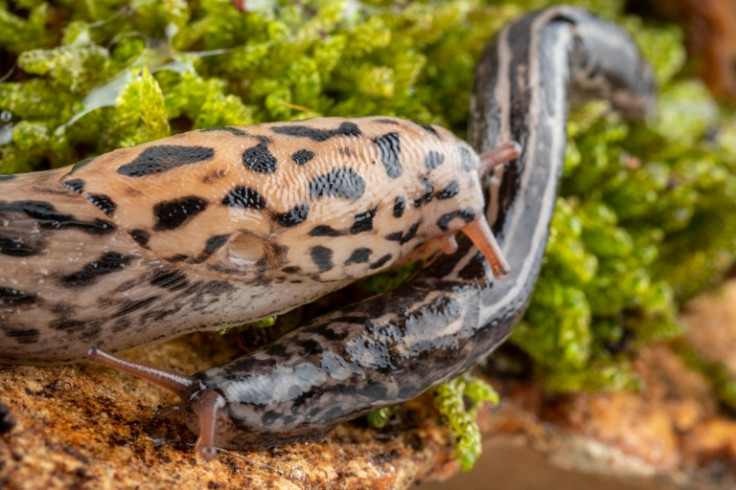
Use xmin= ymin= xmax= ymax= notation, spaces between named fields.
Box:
xmin=2 ymin=281 xmax=736 ymax=489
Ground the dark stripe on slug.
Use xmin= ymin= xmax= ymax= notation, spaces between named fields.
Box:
xmin=436 ymin=208 xmax=476 ymax=231
xmin=118 ymin=145 xmax=215 ymax=177
xmin=242 ymin=141 xmax=278 ymax=174
xmin=0 ymin=200 xmax=116 ymax=234
xmin=309 ymin=225 xmax=342 ymax=237
xmin=309 ymin=168 xmax=365 ymax=201
xmin=60 ymin=252 xmax=131 ymax=288
xmin=292 ymin=149 xmax=315 ymax=165
xmin=425 ymin=151 xmax=445 ymax=171
xmin=385 ymin=220 xmax=420 ymax=245
xmin=0 ymin=175 xmax=16 ymax=182
xmin=418 ymin=123 xmax=442 ymax=138
xmin=373 ymin=132 xmax=402 ymax=178
xmin=3 ymin=328 xmax=39 ymax=344
xmin=198 ymin=126 xmax=247 ymax=136
xmin=63 ymin=179 xmax=85 ymax=193
xmin=369 ymin=253 xmax=392 ymax=270
xmin=113 ymin=296 xmax=159 ymax=317
xmin=0 ymin=287 xmax=36 ymax=306
xmin=150 ymin=268 xmax=189 ymax=291
xmin=0 ymin=236 xmax=43 ymax=256
xmin=271 ymin=122 xmax=361 ymax=141
xmin=413 ymin=176 xmax=434 ymax=208
xmin=204 ymin=234 xmax=230 ymax=255
xmin=222 ymin=186 xmax=267 ymax=209
xmin=436 ymin=180 xmax=460 ymax=200
xmin=274 ymin=203 xmax=309 ymax=227
xmin=86 ymin=193 xmax=117 ymax=217
xmin=350 ymin=207 xmax=377 ymax=235
xmin=458 ymin=146 xmax=475 ymax=172
xmin=310 ymin=246 xmax=333 ymax=272
xmin=393 ymin=196 xmax=406 ymax=218
xmin=345 ymin=247 xmax=372 ymax=265
xmin=153 ymin=196 xmax=208 ymax=231
xmin=128 ymin=229 xmax=150 ymax=246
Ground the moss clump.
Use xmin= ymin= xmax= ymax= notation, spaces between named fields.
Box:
xmin=2 ymin=0 xmax=736 ymax=471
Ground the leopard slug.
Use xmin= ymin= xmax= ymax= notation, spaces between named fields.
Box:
xmin=0 ymin=116 xmax=518 ymax=364
xmin=85 ymin=6 xmax=656 ymax=460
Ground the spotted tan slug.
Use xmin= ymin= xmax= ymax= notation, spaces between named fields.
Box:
xmin=0 ymin=117 xmax=516 ymax=363
xmin=1 ymin=6 xmax=656 ymax=460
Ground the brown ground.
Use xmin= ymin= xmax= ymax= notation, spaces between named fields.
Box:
xmin=3 ymin=281 xmax=736 ymax=489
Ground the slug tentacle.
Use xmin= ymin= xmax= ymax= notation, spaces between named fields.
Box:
xmin=87 ymin=347 xmax=198 ymax=398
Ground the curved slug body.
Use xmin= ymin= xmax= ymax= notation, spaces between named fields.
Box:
xmin=1 ymin=117 xmax=511 ymax=363
xmin=88 ymin=6 xmax=657 ymax=459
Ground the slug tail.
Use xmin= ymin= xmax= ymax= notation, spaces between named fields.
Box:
xmin=87 ymin=347 xmax=198 ymax=398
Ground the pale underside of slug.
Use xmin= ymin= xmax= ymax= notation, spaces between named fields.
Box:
xmin=0 ymin=116 xmax=503 ymax=363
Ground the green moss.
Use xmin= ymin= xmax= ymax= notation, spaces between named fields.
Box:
xmin=2 ymin=0 xmax=736 ymax=470
xmin=433 ymin=373 xmax=499 ymax=471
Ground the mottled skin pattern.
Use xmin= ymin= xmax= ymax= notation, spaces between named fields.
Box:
xmin=185 ymin=6 xmax=657 ymax=452
xmin=0 ymin=117 xmax=488 ymax=363
xmin=2 ymin=6 xmax=658 ymax=456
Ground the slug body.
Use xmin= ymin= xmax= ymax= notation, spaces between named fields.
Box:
xmin=1 ymin=117 xmax=513 ymax=364
xmin=88 ymin=5 xmax=657 ymax=459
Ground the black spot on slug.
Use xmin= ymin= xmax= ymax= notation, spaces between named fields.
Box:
xmin=204 ymin=234 xmax=230 ymax=255
xmin=113 ymin=297 xmax=159 ymax=317
xmin=198 ymin=126 xmax=247 ymax=136
xmin=425 ymin=151 xmax=445 ymax=171
xmin=0 ymin=200 xmax=116 ymax=234
xmin=436 ymin=208 xmax=476 ymax=231
xmin=118 ymin=145 xmax=215 ymax=177
xmin=128 ymin=229 xmax=150 ymax=246
xmin=63 ymin=179 xmax=85 ymax=193
xmin=309 ymin=225 xmax=342 ymax=237
xmin=369 ymin=253 xmax=392 ymax=270
xmin=292 ymin=149 xmax=315 ymax=165
xmin=60 ymin=252 xmax=131 ymax=288
xmin=242 ymin=141 xmax=278 ymax=174
xmin=458 ymin=146 xmax=475 ymax=172
xmin=350 ymin=206 xmax=377 ymax=235
xmin=50 ymin=320 xmax=86 ymax=333
xmin=153 ymin=196 xmax=208 ymax=231
xmin=0 ymin=235 xmax=43 ymax=256
xmin=393 ymin=196 xmax=406 ymax=218
xmin=436 ymin=180 xmax=460 ymax=200
xmin=221 ymin=186 xmax=267 ymax=209
xmin=0 ymin=287 xmax=36 ymax=306
xmin=86 ymin=193 xmax=117 ymax=217
xmin=4 ymin=328 xmax=39 ymax=344
xmin=374 ymin=118 xmax=399 ymax=125
xmin=385 ymin=220 xmax=421 ymax=245
xmin=345 ymin=247 xmax=371 ymax=265
xmin=373 ymin=132 xmax=402 ymax=178
xmin=413 ymin=176 xmax=434 ymax=208
xmin=310 ymin=246 xmax=333 ymax=272
xmin=150 ymin=268 xmax=189 ymax=291
xmin=0 ymin=175 xmax=16 ymax=182
xmin=309 ymin=168 xmax=365 ymax=201
xmin=274 ymin=203 xmax=309 ymax=227
xmin=271 ymin=121 xmax=361 ymax=141
xmin=281 ymin=265 xmax=301 ymax=274
xmin=419 ymin=123 xmax=442 ymax=138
